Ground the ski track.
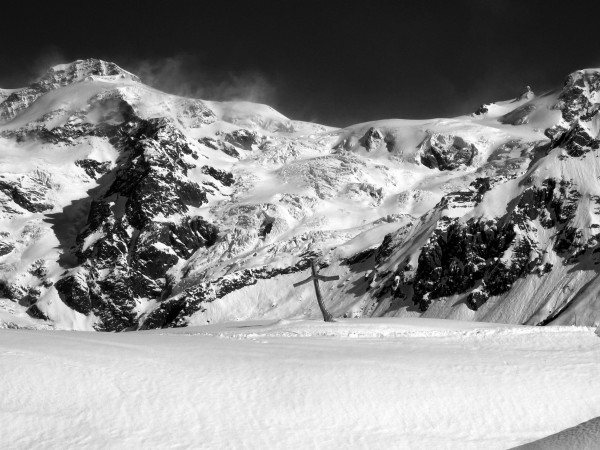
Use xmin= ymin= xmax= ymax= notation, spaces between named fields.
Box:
xmin=1 ymin=319 xmax=600 ymax=449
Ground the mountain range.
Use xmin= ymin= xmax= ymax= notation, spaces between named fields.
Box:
xmin=1 ymin=58 xmax=599 ymax=331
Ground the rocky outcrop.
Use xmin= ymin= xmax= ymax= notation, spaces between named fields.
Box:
xmin=0 ymin=177 xmax=52 ymax=213
xmin=198 ymin=137 xmax=240 ymax=158
xmin=75 ymin=160 xmax=112 ymax=180
xmin=419 ymin=133 xmax=478 ymax=170
xmin=544 ymin=69 xmax=600 ymax=142
xmin=177 ymin=99 xmax=216 ymax=128
xmin=412 ymin=216 xmax=525 ymax=311
xmin=360 ymin=127 xmax=385 ymax=152
xmin=142 ymin=258 xmax=316 ymax=328
xmin=548 ymin=121 xmax=600 ymax=157
xmin=395 ymin=176 xmax=585 ymax=312
xmin=201 ymin=166 xmax=234 ymax=186
xmin=474 ymin=104 xmax=490 ymax=115
xmin=224 ymin=129 xmax=264 ymax=150
xmin=500 ymin=104 xmax=536 ymax=125
xmin=555 ymin=70 xmax=600 ymax=125
xmin=516 ymin=86 xmax=534 ymax=101
xmin=0 ymin=240 xmax=14 ymax=256
xmin=55 ymin=272 xmax=93 ymax=315
xmin=57 ymin=114 xmax=218 ymax=330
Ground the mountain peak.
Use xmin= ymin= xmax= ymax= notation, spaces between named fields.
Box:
xmin=0 ymin=59 xmax=141 ymax=122
xmin=41 ymin=58 xmax=140 ymax=85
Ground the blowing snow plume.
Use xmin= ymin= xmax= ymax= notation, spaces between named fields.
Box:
xmin=125 ymin=54 xmax=276 ymax=104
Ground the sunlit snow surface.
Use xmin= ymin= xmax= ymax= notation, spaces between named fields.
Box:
xmin=1 ymin=318 xmax=599 ymax=449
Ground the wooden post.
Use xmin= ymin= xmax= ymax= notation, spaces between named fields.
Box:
xmin=311 ymin=260 xmax=334 ymax=322
xmin=293 ymin=259 xmax=339 ymax=322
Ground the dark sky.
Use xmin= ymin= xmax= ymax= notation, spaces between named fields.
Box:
xmin=2 ymin=0 xmax=600 ymax=127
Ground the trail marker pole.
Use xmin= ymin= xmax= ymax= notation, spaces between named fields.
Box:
xmin=293 ymin=259 xmax=339 ymax=322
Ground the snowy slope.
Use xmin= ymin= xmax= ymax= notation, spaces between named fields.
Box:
xmin=0 ymin=59 xmax=600 ymax=330
xmin=1 ymin=318 xmax=599 ymax=449
xmin=513 ymin=416 xmax=600 ymax=449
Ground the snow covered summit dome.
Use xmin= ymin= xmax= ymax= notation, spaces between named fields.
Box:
xmin=44 ymin=59 xmax=141 ymax=85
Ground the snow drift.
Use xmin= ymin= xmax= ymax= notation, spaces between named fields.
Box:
xmin=1 ymin=318 xmax=599 ymax=449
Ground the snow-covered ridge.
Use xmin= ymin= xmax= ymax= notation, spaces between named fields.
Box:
xmin=1 ymin=59 xmax=600 ymax=330
xmin=0 ymin=59 xmax=140 ymax=123
xmin=48 ymin=59 xmax=140 ymax=83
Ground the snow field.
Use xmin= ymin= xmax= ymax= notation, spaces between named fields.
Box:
xmin=1 ymin=318 xmax=599 ymax=449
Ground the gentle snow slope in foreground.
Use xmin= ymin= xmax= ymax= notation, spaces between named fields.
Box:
xmin=1 ymin=318 xmax=600 ymax=449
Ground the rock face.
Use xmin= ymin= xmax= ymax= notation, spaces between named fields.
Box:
xmin=361 ymin=127 xmax=385 ymax=152
xmin=419 ymin=133 xmax=478 ymax=170
xmin=60 ymin=117 xmax=219 ymax=330
xmin=361 ymin=70 xmax=600 ymax=324
xmin=500 ymin=104 xmax=537 ymax=125
xmin=0 ymin=176 xmax=53 ymax=213
xmin=2 ymin=59 xmax=600 ymax=330
xmin=75 ymin=160 xmax=112 ymax=180
xmin=225 ymin=129 xmax=263 ymax=150
xmin=411 ymin=177 xmax=575 ymax=312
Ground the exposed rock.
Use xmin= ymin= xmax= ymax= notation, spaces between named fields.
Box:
xmin=517 ymin=86 xmax=534 ymax=101
xmin=75 ymin=159 xmax=112 ymax=180
xmin=26 ymin=304 xmax=50 ymax=321
xmin=54 ymin=114 xmax=219 ymax=330
xmin=466 ymin=288 xmax=489 ymax=311
xmin=0 ymin=177 xmax=52 ymax=213
xmin=28 ymin=259 xmax=48 ymax=278
xmin=142 ymin=259 xmax=314 ymax=328
xmin=555 ymin=70 xmax=600 ymax=125
xmin=106 ymin=118 xmax=208 ymax=229
xmin=361 ymin=127 xmax=385 ymax=152
xmin=201 ymin=166 xmax=234 ymax=186
xmin=548 ymin=121 xmax=600 ymax=157
xmin=500 ymin=104 xmax=536 ymax=125
xmin=474 ymin=104 xmax=489 ymax=116
xmin=225 ymin=129 xmax=264 ymax=150
xmin=0 ymin=240 xmax=14 ymax=256
xmin=345 ymin=182 xmax=384 ymax=204
xmin=198 ymin=137 xmax=240 ymax=158
xmin=198 ymin=137 xmax=220 ymax=150
xmin=177 ymin=99 xmax=217 ymax=128
xmin=55 ymin=272 xmax=92 ymax=315
xmin=419 ymin=133 xmax=478 ymax=170
xmin=407 ymin=177 xmax=581 ymax=311
xmin=20 ymin=287 xmax=41 ymax=307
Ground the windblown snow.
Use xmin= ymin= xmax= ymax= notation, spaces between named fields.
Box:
xmin=1 ymin=318 xmax=599 ymax=449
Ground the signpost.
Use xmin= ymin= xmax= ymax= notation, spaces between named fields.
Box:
xmin=293 ymin=259 xmax=339 ymax=322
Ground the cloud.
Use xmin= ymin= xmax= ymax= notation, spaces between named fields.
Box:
xmin=123 ymin=54 xmax=276 ymax=105
xmin=0 ymin=46 xmax=69 ymax=88
xmin=28 ymin=46 xmax=68 ymax=82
